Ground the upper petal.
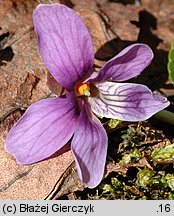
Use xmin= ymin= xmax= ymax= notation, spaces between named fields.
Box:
xmin=89 ymin=82 xmax=169 ymax=121
xmin=5 ymin=92 xmax=80 ymax=164
xmin=71 ymin=103 xmax=108 ymax=188
xmin=33 ymin=4 xmax=94 ymax=90
xmin=91 ymin=44 xmax=153 ymax=83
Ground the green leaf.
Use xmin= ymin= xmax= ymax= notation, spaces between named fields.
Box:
xmin=168 ymin=40 xmax=174 ymax=84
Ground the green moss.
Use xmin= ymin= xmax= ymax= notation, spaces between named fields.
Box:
xmin=136 ymin=168 xmax=154 ymax=187
xmin=120 ymin=148 xmax=142 ymax=164
xmin=74 ymin=124 xmax=174 ymax=200
xmin=151 ymin=144 xmax=174 ymax=161
xmin=108 ymin=119 xmax=120 ymax=129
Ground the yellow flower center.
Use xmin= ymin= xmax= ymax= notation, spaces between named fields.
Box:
xmin=75 ymin=82 xmax=91 ymax=96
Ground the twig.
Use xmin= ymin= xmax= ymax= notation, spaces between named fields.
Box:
xmin=153 ymin=110 xmax=174 ymax=126
xmin=44 ymin=161 xmax=75 ymax=200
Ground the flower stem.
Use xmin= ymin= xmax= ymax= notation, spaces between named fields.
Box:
xmin=153 ymin=110 xmax=174 ymax=126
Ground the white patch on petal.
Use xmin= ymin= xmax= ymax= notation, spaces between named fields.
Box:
xmin=88 ymin=81 xmax=169 ymax=121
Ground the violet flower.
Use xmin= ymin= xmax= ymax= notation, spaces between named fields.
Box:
xmin=5 ymin=4 xmax=169 ymax=188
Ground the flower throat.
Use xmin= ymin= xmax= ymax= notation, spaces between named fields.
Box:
xmin=75 ymin=82 xmax=91 ymax=97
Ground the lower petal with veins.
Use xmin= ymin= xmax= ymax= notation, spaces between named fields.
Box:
xmin=71 ymin=103 xmax=108 ymax=188
xmin=5 ymin=92 xmax=80 ymax=164
xmin=88 ymin=81 xmax=169 ymax=121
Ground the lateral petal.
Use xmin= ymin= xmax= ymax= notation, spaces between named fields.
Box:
xmin=91 ymin=44 xmax=153 ymax=83
xmin=5 ymin=92 xmax=80 ymax=164
xmin=71 ymin=103 xmax=108 ymax=188
xmin=33 ymin=4 xmax=94 ymax=90
xmin=89 ymin=82 xmax=169 ymax=121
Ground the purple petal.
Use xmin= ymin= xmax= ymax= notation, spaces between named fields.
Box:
xmin=71 ymin=103 xmax=108 ymax=188
xmin=33 ymin=4 xmax=94 ymax=90
xmin=91 ymin=44 xmax=153 ymax=83
xmin=89 ymin=82 xmax=169 ymax=121
xmin=5 ymin=92 xmax=80 ymax=164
